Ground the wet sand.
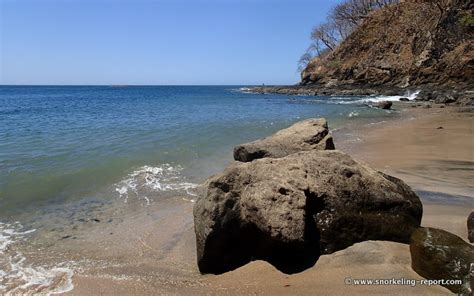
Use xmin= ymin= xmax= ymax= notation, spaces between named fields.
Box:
xmin=64 ymin=103 xmax=473 ymax=295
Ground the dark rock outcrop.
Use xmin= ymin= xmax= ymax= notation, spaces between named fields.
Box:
xmin=434 ymin=95 xmax=456 ymax=104
xmin=410 ymin=227 xmax=474 ymax=295
xmin=458 ymin=94 xmax=474 ymax=106
xmin=194 ymin=149 xmax=423 ymax=274
xmin=468 ymin=212 xmax=474 ymax=243
xmin=399 ymin=97 xmax=410 ymax=102
xmin=375 ymin=101 xmax=392 ymax=110
xmin=233 ymin=118 xmax=335 ymax=162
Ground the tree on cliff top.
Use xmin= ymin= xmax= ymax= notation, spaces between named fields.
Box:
xmin=298 ymin=0 xmax=399 ymax=72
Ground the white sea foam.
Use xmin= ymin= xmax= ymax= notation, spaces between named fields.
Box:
xmin=356 ymin=90 xmax=420 ymax=104
xmin=0 ymin=222 xmax=74 ymax=295
xmin=238 ymin=87 xmax=251 ymax=92
xmin=331 ymin=90 xmax=420 ymax=105
xmin=231 ymin=87 xmax=252 ymax=94
xmin=115 ymin=164 xmax=199 ymax=204
xmin=348 ymin=111 xmax=359 ymax=118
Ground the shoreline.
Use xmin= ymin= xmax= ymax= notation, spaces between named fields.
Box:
xmin=61 ymin=102 xmax=473 ymax=295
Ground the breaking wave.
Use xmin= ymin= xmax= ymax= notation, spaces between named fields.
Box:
xmin=0 ymin=222 xmax=74 ymax=295
xmin=115 ymin=164 xmax=199 ymax=204
xmin=331 ymin=90 xmax=420 ymax=105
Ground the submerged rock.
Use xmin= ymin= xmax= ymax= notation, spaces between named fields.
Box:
xmin=194 ymin=149 xmax=422 ymax=274
xmin=233 ymin=118 xmax=335 ymax=162
xmin=468 ymin=212 xmax=474 ymax=243
xmin=399 ymin=97 xmax=410 ymax=102
xmin=410 ymin=227 xmax=474 ymax=295
xmin=375 ymin=101 xmax=392 ymax=110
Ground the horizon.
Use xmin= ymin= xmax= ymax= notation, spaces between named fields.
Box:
xmin=0 ymin=0 xmax=337 ymax=85
xmin=0 ymin=84 xmax=280 ymax=86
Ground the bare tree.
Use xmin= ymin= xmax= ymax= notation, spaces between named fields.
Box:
xmin=298 ymin=0 xmax=400 ymax=73
xmin=298 ymin=52 xmax=314 ymax=72
xmin=311 ymin=23 xmax=339 ymax=51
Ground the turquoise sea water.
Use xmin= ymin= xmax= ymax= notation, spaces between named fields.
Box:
xmin=0 ymin=85 xmax=410 ymax=219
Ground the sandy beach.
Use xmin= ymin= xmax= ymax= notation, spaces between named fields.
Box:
xmin=55 ymin=102 xmax=473 ymax=295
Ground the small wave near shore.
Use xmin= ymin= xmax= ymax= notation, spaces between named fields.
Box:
xmin=115 ymin=164 xmax=199 ymax=205
xmin=0 ymin=222 xmax=74 ymax=295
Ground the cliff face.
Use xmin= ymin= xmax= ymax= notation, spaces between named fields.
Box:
xmin=301 ymin=0 xmax=474 ymax=89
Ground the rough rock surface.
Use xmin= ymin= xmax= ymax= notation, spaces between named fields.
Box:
xmin=410 ymin=227 xmax=474 ymax=295
xmin=194 ymin=149 xmax=423 ymax=274
xmin=375 ymin=101 xmax=392 ymax=110
xmin=434 ymin=95 xmax=456 ymax=104
xmin=468 ymin=212 xmax=474 ymax=243
xmin=458 ymin=94 xmax=474 ymax=106
xmin=233 ymin=118 xmax=335 ymax=162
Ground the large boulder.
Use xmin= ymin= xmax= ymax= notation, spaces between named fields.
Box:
xmin=233 ymin=118 xmax=335 ymax=162
xmin=410 ymin=227 xmax=474 ymax=295
xmin=468 ymin=212 xmax=474 ymax=243
xmin=194 ymin=149 xmax=423 ymax=274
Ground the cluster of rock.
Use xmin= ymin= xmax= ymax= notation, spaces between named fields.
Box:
xmin=248 ymin=85 xmax=407 ymax=97
xmin=248 ymin=86 xmax=473 ymax=107
xmin=415 ymin=89 xmax=473 ymax=106
xmin=193 ymin=118 xmax=474 ymax=294
xmin=194 ymin=119 xmax=423 ymax=274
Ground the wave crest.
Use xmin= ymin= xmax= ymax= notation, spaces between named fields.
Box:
xmin=115 ymin=164 xmax=199 ymax=204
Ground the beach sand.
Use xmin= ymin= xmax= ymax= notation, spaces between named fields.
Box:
xmin=64 ymin=103 xmax=473 ymax=295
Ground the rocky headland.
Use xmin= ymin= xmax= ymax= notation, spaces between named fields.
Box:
xmin=247 ymin=0 xmax=474 ymax=106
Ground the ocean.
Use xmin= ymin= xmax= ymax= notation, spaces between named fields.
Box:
xmin=0 ymin=85 xmax=417 ymax=293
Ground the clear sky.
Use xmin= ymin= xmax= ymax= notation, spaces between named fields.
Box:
xmin=1 ymin=0 xmax=337 ymax=85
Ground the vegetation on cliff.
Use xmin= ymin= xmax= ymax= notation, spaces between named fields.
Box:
xmin=299 ymin=0 xmax=474 ymax=89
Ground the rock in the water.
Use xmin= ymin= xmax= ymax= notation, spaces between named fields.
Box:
xmin=468 ymin=212 xmax=474 ymax=243
xmin=374 ymin=101 xmax=392 ymax=110
xmin=410 ymin=227 xmax=474 ymax=295
xmin=422 ymin=104 xmax=432 ymax=109
xmin=416 ymin=91 xmax=434 ymax=101
xmin=194 ymin=149 xmax=422 ymax=274
xmin=233 ymin=118 xmax=335 ymax=162
xmin=399 ymin=97 xmax=410 ymax=102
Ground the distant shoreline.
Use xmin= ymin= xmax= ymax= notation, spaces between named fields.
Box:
xmin=245 ymin=85 xmax=473 ymax=104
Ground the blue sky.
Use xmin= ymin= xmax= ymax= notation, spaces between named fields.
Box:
xmin=1 ymin=0 xmax=337 ymax=85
